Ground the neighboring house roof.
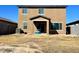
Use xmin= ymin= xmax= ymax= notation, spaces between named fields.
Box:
xmin=67 ymin=20 xmax=79 ymax=26
xmin=30 ymin=15 xmax=50 ymax=20
xmin=18 ymin=5 xmax=67 ymax=8
xmin=0 ymin=17 xmax=17 ymax=24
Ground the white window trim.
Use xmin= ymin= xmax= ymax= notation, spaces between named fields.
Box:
xmin=23 ymin=15 xmax=26 ymax=21
xmin=22 ymin=8 xmax=28 ymax=15
xmin=22 ymin=21 xmax=27 ymax=29
xmin=51 ymin=22 xmax=62 ymax=30
xmin=22 ymin=14 xmax=27 ymax=29
xmin=39 ymin=8 xmax=44 ymax=15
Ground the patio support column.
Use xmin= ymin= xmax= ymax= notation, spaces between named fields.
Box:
xmin=47 ymin=21 xmax=49 ymax=34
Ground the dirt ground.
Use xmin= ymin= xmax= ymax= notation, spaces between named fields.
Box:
xmin=0 ymin=34 xmax=79 ymax=53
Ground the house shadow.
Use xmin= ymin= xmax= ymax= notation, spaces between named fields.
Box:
xmin=16 ymin=28 xmax=27 ymax=34
xmin=49 ymin=30 xmax=58 ymax=34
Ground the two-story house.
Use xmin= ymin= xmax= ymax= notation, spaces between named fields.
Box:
xmin=17 ymin=5 xmax=66 ymax=34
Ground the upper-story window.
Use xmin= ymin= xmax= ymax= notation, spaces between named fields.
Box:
xmin=22 ymin=19 xmax=27 ymax=29
xmin=51 ymin=23 xmax=62 ymax=30
xmin=22 ymin=15 xmax=27 ymax=29
xmin=39 ymin=8 xmax=44 ymax=15
xmin=23 ymin=8 xmax=28 ymax=14
xmin=23 ymin=21 xmax=27 ymax=29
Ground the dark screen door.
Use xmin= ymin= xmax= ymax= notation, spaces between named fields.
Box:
xmin=34 ymin=21 xmax=46 ymax=33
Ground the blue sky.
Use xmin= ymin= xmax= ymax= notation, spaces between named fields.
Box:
xmin=0 ymin=5 xmax=79 ymax=23
xmin=0 ymin=5 xmax=18 ymax=22
xmin=66 ymin=5 xmax=79 ymax=23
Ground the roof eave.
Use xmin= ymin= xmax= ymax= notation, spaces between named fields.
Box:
xmin=66 ymin=20 xmax=79 ymax=26
xmin=18 ymin=5 xmax=67 ymax=8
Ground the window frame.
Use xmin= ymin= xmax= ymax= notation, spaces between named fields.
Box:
xmin=39 ymin=8 xmax=44 ymax=15
xmin=22 ymin=21 xmax=27 ymax=29
xmin=22 ymin=15 xmax=27 ymax=29
xmin=22 ymin=8 xmax=28 ymax=15
xmin=51 ymin=22 xmax=62 ymax=30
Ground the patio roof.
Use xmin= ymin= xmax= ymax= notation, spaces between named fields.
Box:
xmin=30 ymin=15 xmax=50 ymax=20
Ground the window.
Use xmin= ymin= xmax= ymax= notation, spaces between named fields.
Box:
xmin=23 ymin=8 xmax=27 ymax=14
xmin=23 ymin=15 xmax=26 ymax=20
xmin=23 ymin=21 xmax=27 ymax=29
xmin=39 ymin=8 xmax=44 ymax=15
xmin=51 ymin=23 xmax=62 ymax=30
xmin=22 ymin=15 xmax=27 ymax=29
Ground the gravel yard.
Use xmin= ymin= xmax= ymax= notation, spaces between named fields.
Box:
xmin=0 ymin=34 xmax=79 ymax=53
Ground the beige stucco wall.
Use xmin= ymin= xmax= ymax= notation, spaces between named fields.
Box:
xmin=45 ymin=9 xmax=66 ymax=34
xmin=18 ymin=8 xmax=66 ymax=34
